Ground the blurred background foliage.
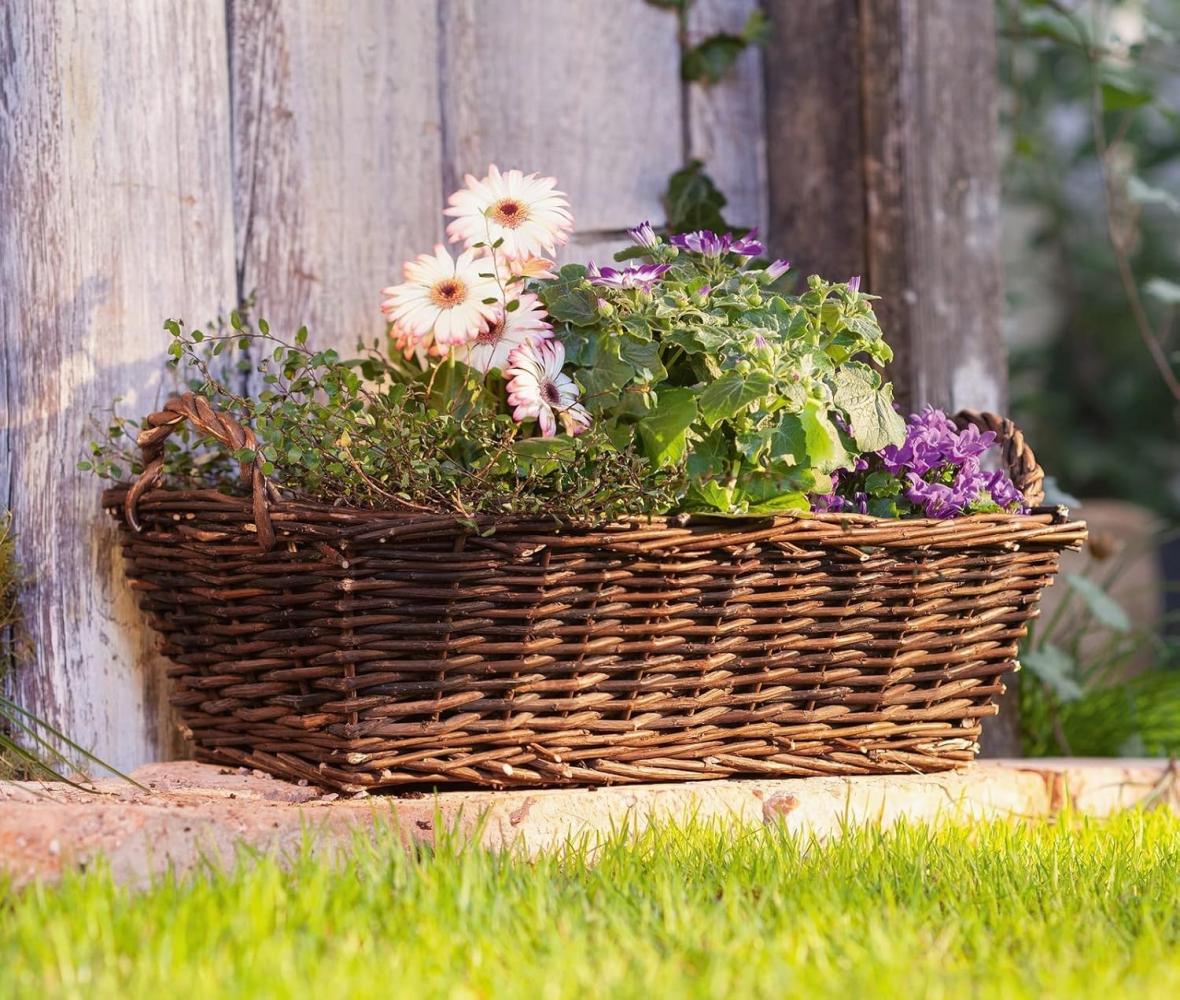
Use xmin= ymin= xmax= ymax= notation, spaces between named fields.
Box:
xmin=999 ymin=0 xmax=1180 ymax=755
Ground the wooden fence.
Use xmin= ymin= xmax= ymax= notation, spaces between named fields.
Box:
xmin=0 ymin=0 xmax=1005 ymax=769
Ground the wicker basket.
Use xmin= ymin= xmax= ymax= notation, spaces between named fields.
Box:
xmin=103 ymin=393 xmax=1087 ymax=791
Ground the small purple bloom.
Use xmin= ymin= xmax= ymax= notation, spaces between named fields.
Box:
xmin=848 ymin=275 xmax=862 ymax=293
xmin=586 ymin=261 xmax=671 ymax=292
xmin=764 ymin=258 xmax=791 ymax=281
xmin=669 ymin=228 xmax=765 ymax=259
xmin=626 ymin=220 xmax=659 ymax=249
xmin=730 ymin=227 xmax=765 ymax=257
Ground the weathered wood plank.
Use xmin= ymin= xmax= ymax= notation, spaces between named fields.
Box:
xmin=0 ymin=0 xmax=237 ymax=768
xmin=762 ymin=0 xmax=866 ymax=283
xmin=860 ymin=0 xmax=1005 ymax=416
xmin=763 ymin=0 xmax=1004 ymax=415
xmin=685 ymin=0 xmax=768 ymax=234
xmin=231 ymin=0 xmax=444 ymax=350
xmin=439 ymin=0 xmax=684 ymax=233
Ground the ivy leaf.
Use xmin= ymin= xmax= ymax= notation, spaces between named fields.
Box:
xmin=1022 ymin=645 xmax=1083 ymax=702
xmin=831 ymin=364 xmax=906 ymax=452
xmin=664 ymin=160 xmax=729 ymax=234
xmin=1065 ymin=574 xmax=1131 ymax=632
xmin=681 ymin=34 xmax=747 ymax=85
xmin=638 ymin=387 xmax=698 ymax=467
xmin=577 ymin=352 xmax=636 ymax=408
xmin=698 ymin=370 xmax=772 ymax=427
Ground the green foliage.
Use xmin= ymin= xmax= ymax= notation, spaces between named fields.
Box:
xmin=540 ymin=241 xmax=903 ymax=516
xmin=3 ymin=813 xmax=1180 ymax=997
xmin=1020 ymin=531 xmax=1180 ymax=757
xmin=680 ymin=9 xmax=771 ymax=84
xmin=86 ymin=317 xmax=675 ymax=521
xmin=1000 ymin=0 xmax=1180 ymax=517
xmin=663 ymin=160 xmax=731 ymax=234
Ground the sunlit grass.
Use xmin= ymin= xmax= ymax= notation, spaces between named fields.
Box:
xmin=2 ymin=810 xmax=1178 ymax=999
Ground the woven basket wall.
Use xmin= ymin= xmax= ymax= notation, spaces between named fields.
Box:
xmin=104 ymin=395 xmax=1087 ymax=791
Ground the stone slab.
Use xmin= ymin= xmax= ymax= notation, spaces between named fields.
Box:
xmin=1 ymin=759 xmax=1175 ymax=888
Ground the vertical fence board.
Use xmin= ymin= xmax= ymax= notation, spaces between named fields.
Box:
xmin=231 ymin=0 xmax=444 ymax=350
xmin=0 ymin=0 xmax=236 ymax=768
xmin=685 ymin=0 xmax=768 ymax=234
xmin=439 ymin=0 xmax=684 ymax=235
xmin=762 ymin=0 xmax=866 ymax=283
xmin=860 ymin=0 xmax=1005 ymax=416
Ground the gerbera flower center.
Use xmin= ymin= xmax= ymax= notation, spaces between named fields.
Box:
xmin=490 ymin=198 xmax=528 ymax=229
xmin=430 ymin=277 xmax=467 ymax=308
xmin=541 ymin=380 xmax=562 ymax=405
xmin=474 ymin=318 xmax=503 ymax=345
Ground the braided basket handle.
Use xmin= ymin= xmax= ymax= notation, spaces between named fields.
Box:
xmin=953 ymin=410 xmax=1045 ymax=507
xmin=124 ymin=392 xmax=276 ymax=550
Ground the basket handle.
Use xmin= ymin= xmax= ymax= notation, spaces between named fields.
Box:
xmin=953 ymin=409 xmax=1045 ymax=507
xmin=124 ymin=392 xmax=276 ymax=550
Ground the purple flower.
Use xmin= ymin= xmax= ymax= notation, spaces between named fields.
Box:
xmin=587 ymin=261 xmax=671 ymax=292
xmin=730 ymin=227 xmax=765 ymax=257
xmin=764 ymin=258 xmax=791 ymax=281
xmin=626 ymin=220 xmax=658 ymax=249
xmin=669 ymin=228 xmax=765 ymax=259
xmin=985 ymin=469 xmax=1026 ymax=512
xmin=848 ymin=275 xmax=862 ymax=293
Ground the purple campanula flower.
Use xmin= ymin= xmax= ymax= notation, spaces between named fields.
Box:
xmin=586 ymin=261 xmax=671 ymax=292
xmin=626 ymin=220 xmax=659 ymax=249
xmin=848 ymin=275 xmax=862 ymax=293
xmin=984 ymin=469 xmax=1026 ymax=512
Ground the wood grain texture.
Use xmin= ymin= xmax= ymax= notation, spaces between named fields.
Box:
xmin=762 ymin=0 xmax=866 ymax=283
xmin=0 ymin=0 xmax=236 ymax=768
xmin=439 ymin=0 xmax=684 ymax=232
xmin=860 ymin=0 xmax=1005 ymax=417
xmin=231 ymin=0 xmax=444 ymax=352
xmin=685 ymin=0 xmax=768 ymax=234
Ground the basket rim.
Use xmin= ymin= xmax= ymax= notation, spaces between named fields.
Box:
xmin=103 ymin=483 xmax=1088 ymax=553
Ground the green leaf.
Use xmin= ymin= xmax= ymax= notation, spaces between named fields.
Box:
xmin=1065 ymin=574 xmax=1131 ymax=632
xmin=831 ymin=364 xmax=906 ymax=452
xmin=663 ymin=160 xmax=728 ymax=234
xmin=617 ymin=338 xmax=667 ymax=383
xmin=512 ymin=437 xmax=577 ymax=461
xmin=800 ymin=401 xmax=853 ymax=474
xmin=1145 ymin=277 xmax=1180 ymax=304
xmin=545 ymin=284 xmax=600 ymax=327
xmin=1022 ymin=645 xmax=1083 ymax=702
xmin=1127 ymin=176 xmax=1180 ymax=215
xmin=681 ymin=34 xmax=747 ymax=85
xmin=697 ymin=371 xmax=772 ymax=427
xmin=638 ymin=387 xmax=698 ymax=467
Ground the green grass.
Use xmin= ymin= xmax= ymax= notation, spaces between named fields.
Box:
xmin=2 ymin=811 xmax=1179 ymax=999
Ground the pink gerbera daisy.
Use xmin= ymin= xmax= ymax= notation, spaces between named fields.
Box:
xmin=456 ymin=293 xmax=552 ymax=375
xmin=445 ymin=165 xmax=573 ymax=261
xmin=505 ymin=339 xmax=591 ymax=438
xmin=381 ymin=245 xmax=501 ymax=349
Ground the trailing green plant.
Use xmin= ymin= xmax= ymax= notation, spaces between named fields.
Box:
xmin=85 ymin=317 xmax=676 ymax=521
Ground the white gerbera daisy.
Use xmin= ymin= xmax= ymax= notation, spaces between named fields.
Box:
xmin=445 ymin=165 xmax=573 ymax=261
xmin=381 ymin=244 xmax=501 ymax=349
xmin=505 ymin=338 xmax=591 ymax=438
xmin=456 ymin=293 xmax=552 ymax=375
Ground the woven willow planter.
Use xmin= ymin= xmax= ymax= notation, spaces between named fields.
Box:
xmin=104 ymin=394 xmax=1087 ymax=792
